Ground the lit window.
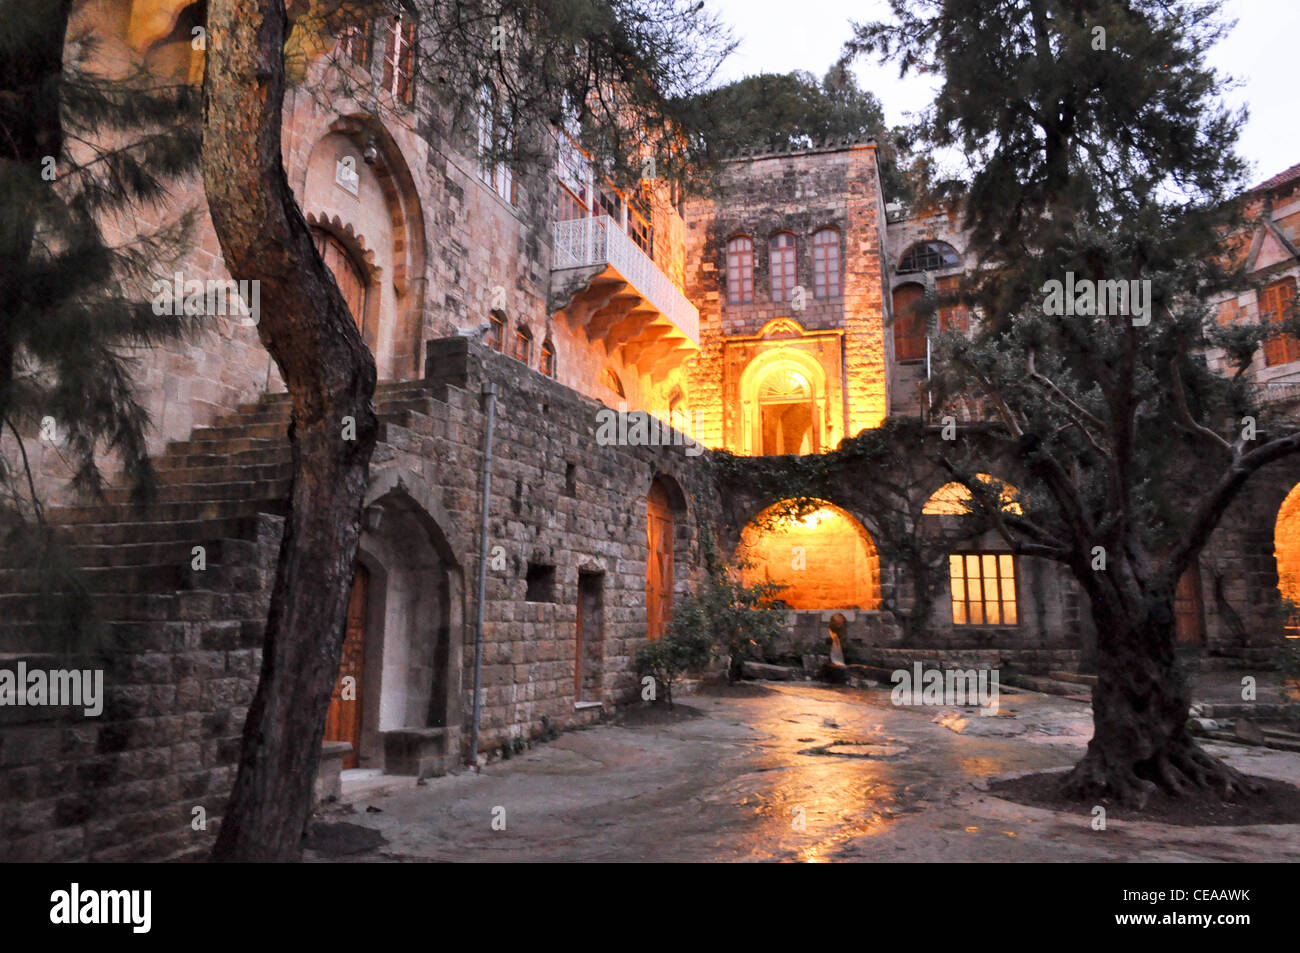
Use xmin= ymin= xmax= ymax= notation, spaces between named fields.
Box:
xmin=727 ymin=236 xmax=753 ymax=305
xmin=812 ymin=228 xmax=840 ymax=298
xmin=923 ymin=475 xmax=1022 ymax=515
xmin=1261 ymin=277 xmax=1299 ymax=366
xmin=487 ymin=313 xmax=505 ymax=352
xmin=949 ymin=553 xmax=1018 ymax=626
xmin=338 ymin=20 xmax=372 ymax=67
xmin=898 ymin=241 xmax=960 ymax=274
xmin=892 ymin=282 xmax=927 ymax=362
xmin=540 ymin=340 xmax=556 ymax=377
xmin=381 ymin=13 xmax=416 ymax=105
xmin=513 ymin=327 xmax=532 ymax=364
xmin=769 ymin=232 xmax=796 ymax=302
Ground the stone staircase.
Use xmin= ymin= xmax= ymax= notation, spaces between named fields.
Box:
xmin=0 ymin=379 xmax=445 ymax=861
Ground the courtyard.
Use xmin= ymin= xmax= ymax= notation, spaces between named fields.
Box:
xmin=310 ymin=680 xmax=1300 ymax=863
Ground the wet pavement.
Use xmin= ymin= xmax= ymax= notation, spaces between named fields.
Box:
xmin=313 ymin=682 xmax=1300 ymax=862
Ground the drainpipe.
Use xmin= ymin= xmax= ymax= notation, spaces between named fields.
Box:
xmin=469 ymin=380 xmax=498 ymax=769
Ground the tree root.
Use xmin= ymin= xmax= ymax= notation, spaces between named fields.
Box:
xmin=1061 ymin=738 xmax=1263 ymax=808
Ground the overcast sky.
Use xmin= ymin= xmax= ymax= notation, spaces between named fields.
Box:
xmin=704 ymin=0 xmax=1299 ymax=187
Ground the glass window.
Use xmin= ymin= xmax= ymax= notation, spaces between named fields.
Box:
xmin=898 ymin=241 xmax=960 ymax=274
xmin=949 ymin=553 xmax=1018 ymax=626
xmin=381 ymin=14 xmax=416 ymax=105
xmin=769 ymin=232 xmax=796 ymax=302
xmin=812 ymin=228 xmax=840 ymax=298
xmin=727 ymin=236 xmax=753 ymax=305
xmin=1261 ymin=277 xmax=1299 ymax=366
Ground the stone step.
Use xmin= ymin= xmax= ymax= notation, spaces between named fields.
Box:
xmin=103 ymin=479 xmax=291 ymax=506
xmin=153 ymin=461 xmax=293 ymax=486
xmin=54 ymin=514 xmax=270 ymax=546
xmin=163 ymin=436 xmax=283 ymax=457
xmin=51 ymin=499 xmax=288 ymax=526
xmin=1048 ymin=670 xmax=1096 ymax=686
xmin=68 ymin=537 xmax=256 ymax=570
xmin=189 ymin=420 xmax=288 ymax=442
xmin=155 ymin=445 xmax=292 ymax=471
xmin=0 ymin=559 xmax=267 ymax=596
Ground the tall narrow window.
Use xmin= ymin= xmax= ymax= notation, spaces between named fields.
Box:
xmin=892 ymin=282 xmax=927 ymax=362
xmin=513 ymin=327 xmax=532 ymax=365
xmin=381 ymin=13 xmax=416 ymax=105
xmin=769 ymin=232 xmax=796 ymax=302
xmin=487 ymin=313 xmax=505 ymax=353
xmin=949 ymin=553 xmax=1018 ymax=625
xmin=338 ymin=20 xmax=371 ymax=67
xmin=726 ymin=236 xmax=753 ymax=305
xmin=1261 ymin=277 xmax=1299 ymax=366
xmin=812 ymin=228 xmax=841 ymax=298
xmin=477 ymin=87 xmax=514 ymax=203
xmin=540 ymin=340 xmax=556 ymax=377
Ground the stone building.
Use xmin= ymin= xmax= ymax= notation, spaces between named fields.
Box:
xmin=1 ymin=0 xmax=1298 ymax=860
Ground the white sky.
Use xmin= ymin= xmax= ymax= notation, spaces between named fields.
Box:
xmin=704 ymin=0 xmax=1299 ymax=186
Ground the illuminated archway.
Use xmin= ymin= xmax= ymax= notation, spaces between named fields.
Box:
xmin=923 ymin=474 xmax=1023 ymax=515
xmin=737 ymin=501 xmax=880 ymax=610
xmin=737 ymin=347 xmax=828 ymax=456
xmin=1275 ymin=482 xmax=1300 ymax=634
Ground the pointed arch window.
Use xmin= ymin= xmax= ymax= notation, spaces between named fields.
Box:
xmin=513 ymin=326 xmax=533 ymax=365
xmin=769 ymin=232 xmax=797 ymax=302
xmin=540 ymin=340 xmax=556 ymax=377
xmin=727 ymin=236 xmax=754 ymax=305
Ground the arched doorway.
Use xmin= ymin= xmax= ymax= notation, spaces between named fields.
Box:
xmin=737 ymin=348 xmax=828 ymax=457
xmin=645 ymin=480 xmax=676 ymax=641
xmin=324 ymin=564 xmax=369 ymax=769
xmin=312 ymin=227 xmax=368 ymax=331
xmin=1275 ymin=482 xmax=1300 ymax=635
xmin=737 ymin=501 xmax=880 ymax=609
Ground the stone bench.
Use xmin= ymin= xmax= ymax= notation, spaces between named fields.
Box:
xmin=382 ymin=727 xmax=447 ymax=778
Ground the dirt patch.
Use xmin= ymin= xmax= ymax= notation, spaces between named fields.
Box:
xmin=614 ymin=702 xmax=707 ymax=727
xmin=989 ymin=769 xmax=1300 ymax=827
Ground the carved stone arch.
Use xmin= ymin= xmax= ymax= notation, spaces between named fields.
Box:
xmin=305 ymin=211 xmax=379 ymax=279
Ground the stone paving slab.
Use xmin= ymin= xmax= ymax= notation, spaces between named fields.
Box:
xmin=311 ymin=682 xmax=1300 ymax=863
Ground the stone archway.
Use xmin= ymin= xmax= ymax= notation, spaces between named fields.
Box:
xmin=340 ymin=476 xmax=465 ymax=777
xmin=737 ymin=500 xmax=881 ymax=610
xmin=737 ymin=348 xmax=830 ymax=457
xmin=1275 ymin=481 xmax=1300 ymax=635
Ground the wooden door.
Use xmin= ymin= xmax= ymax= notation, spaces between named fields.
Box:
xmin=312 ymin=228 xmax=367 ymax=331
xmin=645 ymin=483 xmax=674 ymax=641
xmin=324 ymin=564 xmax=368 ymax=769
xmin=1174 ymin=563 xmax=1204 ymax=646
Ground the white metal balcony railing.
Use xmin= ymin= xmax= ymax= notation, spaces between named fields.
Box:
xmin=552 ymin=215 xmax=699 ymax=344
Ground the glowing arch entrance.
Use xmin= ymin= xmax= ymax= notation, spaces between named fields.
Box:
xmin=1275 ymin=482 xmax=1300 ymax=635
xmin=737 ymin=501 xmax=880 ymax=609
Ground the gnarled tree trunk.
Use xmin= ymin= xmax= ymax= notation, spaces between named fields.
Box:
xmin=203 ymin=0 xmax=378 ymax=860
xmin=1062 ymin=584 xmax=1257 ymax=807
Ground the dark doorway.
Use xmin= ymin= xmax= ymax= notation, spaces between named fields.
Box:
xmin=575 ymin=572 xmax=605 ymax=701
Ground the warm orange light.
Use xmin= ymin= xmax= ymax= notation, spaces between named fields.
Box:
xmin=737 ymin=501 xmax=880 ymax=610
xmin=1275 ymin=482 xmax=1300 ymax=627
xmin=923 ymin=474 xmax=1023 ymax=515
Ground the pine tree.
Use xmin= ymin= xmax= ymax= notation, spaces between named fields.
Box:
xmin=0 ymin=0 xmax=200 ymax=647
xmin=847 ymin=0 xmax=1300 ymax=806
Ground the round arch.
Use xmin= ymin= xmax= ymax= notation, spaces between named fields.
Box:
xmin=736 ymin=499 xmax=881 ymax=610
xmin=923 ymin=474 xmax=1023 ymax=515
xmin=737 ymin=347 xmax=829 ymax=456
xmin=1275 ymin=482 xmax=1300 ymax=633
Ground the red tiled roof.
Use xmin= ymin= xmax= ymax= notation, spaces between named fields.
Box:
xmin=1252 ymin=162 xmax=1300 ymax=193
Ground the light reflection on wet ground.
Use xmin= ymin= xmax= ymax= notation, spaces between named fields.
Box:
xmin=316 ymin=682 xmax=1300 ymax=863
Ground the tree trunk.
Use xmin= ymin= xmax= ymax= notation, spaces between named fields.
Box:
xmin=1061 ymin=592 xmax=1257 ymax=807
xmin=203 ymin=0 xmax=378 ymax=861
xmin=727 ymin=651 xmax=744 ymax=684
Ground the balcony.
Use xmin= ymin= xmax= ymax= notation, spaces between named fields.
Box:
xmin=551 ymin=215 xmax=699 ymax=381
